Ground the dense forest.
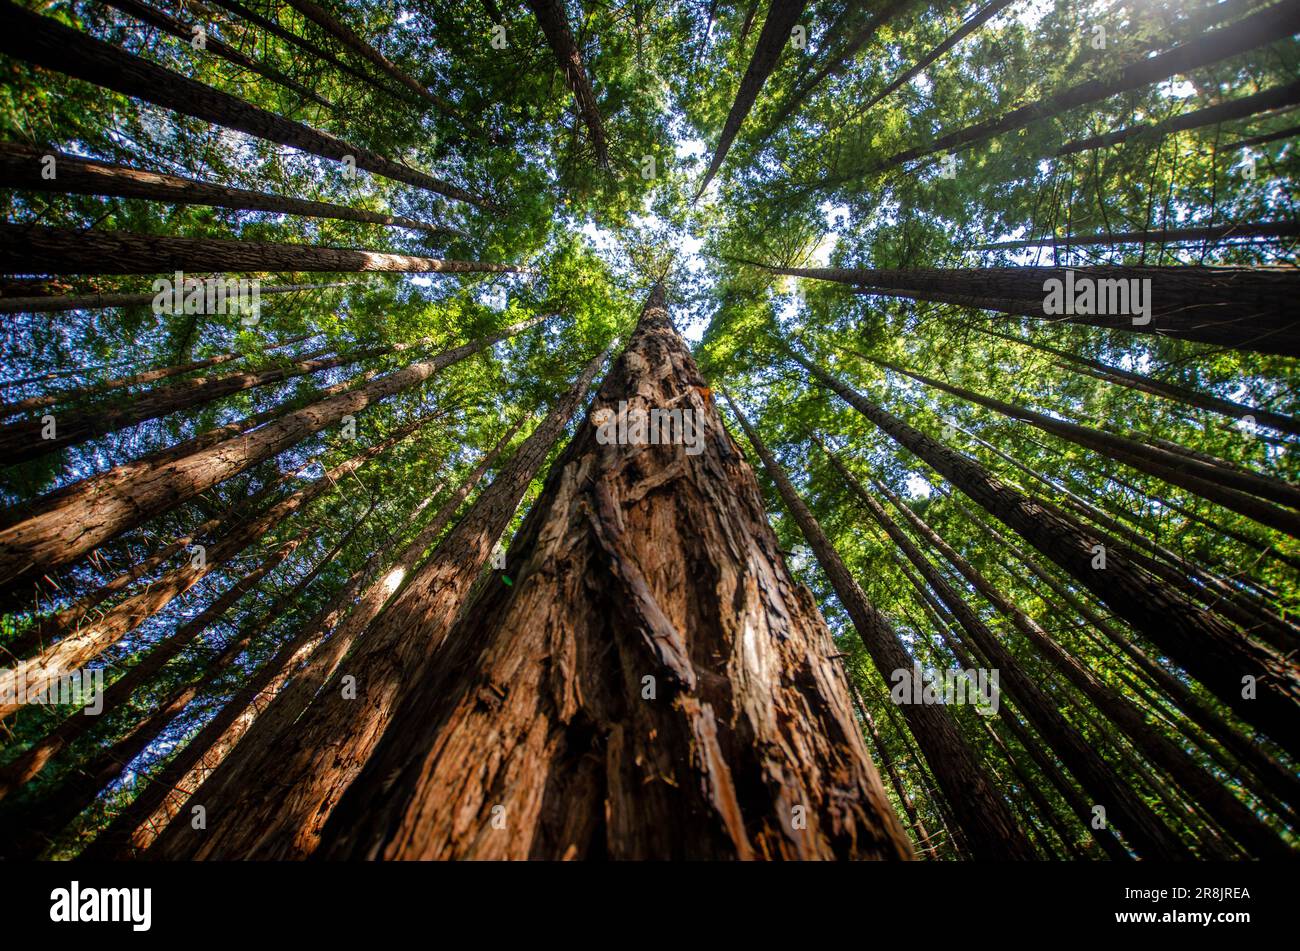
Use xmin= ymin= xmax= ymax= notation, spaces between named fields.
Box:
xmin=0 ymin=0 xmax=1295 ymax=862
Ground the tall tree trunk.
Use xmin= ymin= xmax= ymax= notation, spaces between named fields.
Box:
xmin=0 ymin=330 xmax=312 ymax=419
xmin=0 ymin=334 xmax=461 ymax=463
xmin=0 ymin=3 xmax=499 ymax=209
xmin=816 ymin=1 xmax=1300 ymax=182
xmin=975 ymin=326 xmax=1300 ymax=437
xmin=98 ymin=0 xmax=335 ymax=109
xmin=156 ymin=419 xmax=527 ymax=840
xmin=525 ymin=0 xmax=610 ymax=168
xmin=0 ymin=225 xmax=528 ymax=276
xmin=975 ymin=221 xmax=1300 ymax=251
xmin=862 ymin=353 xmax=1300 ymax=535
xmin=311 ymin=286 xmax=912 ymax=861
xmin=725 ymin=394 xmax=1034 ymax=859
xmin=149 ymin=342 xmax=613 ymax=859
xmin=695 ymin=0 xmax=809 ymax=198
xmin=0 ymin=282 xmax=347 ymax=316
xmin=0 ymin=143 xmax=456 ymax=234
xmin=844 ymin=672 xmax=931 ymax=850
xmin=827 ymin=446 xmax=1195 ymax=858
xmin=860 ymin=0 xmax=1014 ymax=111
xmin=1056 ymin=80 xmax=1300 ymax=156
xmin=761 ymin=263 xmax=1300 ymax=356
xmin=0 ymin=413 xmax=429 ymax=720
xmin=788 ymin=349 xmax=1300 ymax=758
xmin=0 ymin=317 xmax=541 ymax=594
xmin=865 ymin=470 xmax=1292 ymax=857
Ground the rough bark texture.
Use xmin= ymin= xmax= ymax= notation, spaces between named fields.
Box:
xmin=525 ymin=0 xmax=610 ymax=167
xmin=313 ymin=286 xmax=913 ymax=861
xmin=0 ymin=317 xmax=539 ymax=596
xmin=1056 ymin=79 xmax=1300 ymax=156
xmin=0 ymin=4 xmax=498 ymax=208
xmin=725 ymin=396 xmax=1034 ymax=859
xmin=0 ymin=282 xmax=346 ymax=316
xmin=0 ymin=225 xmax=528 ymax=277
xmin=0 ymin=143 xmax=453 ymax=234
xmin=100 ymin=0 xmax=335 ymax=109
xmin=696 ymin=0 xmax=809 ymax=197
xmin=791 ymin=349 xmax=1300 ymax=759
xmin=149 ymin=344 xmax=612 ymax=859
xmin=765 ymin=263 xmax=1300 ymax=356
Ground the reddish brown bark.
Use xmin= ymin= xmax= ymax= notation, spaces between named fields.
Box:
xmin=313 ymin=286 xmax=913 ymax=861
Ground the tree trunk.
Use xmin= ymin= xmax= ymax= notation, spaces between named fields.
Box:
xmin=1056 ymin=80 xmax=1300 ymax=156
xmin=0 ymin=282 xmax=347 ymax=316
xmin=149 ymin=342 xmax=613 ymax=859
xmin=725 ymin=394 xmax=1034 ymax=859
xmin=975 ymin=220 xmax=1300 ymax=250
xmin=867 ymin=471 xmax=1293 ymax=857
xmin=0 ymin=143 xmax=457 ymax=234
xmin=0 ymin=3 xmax=498 ymax=209
xmin=525 ymin=0 xmax=610 ymax=168
xmin=695 ymin=0 xmax=809 ymax=198
xmin=309 ymin=286 xmax=912 ymax=861
xmin=0 ymin=413 xmax=429 ymax=720
xmin=762 ymin=263 xmax=1300 ymax=356
xmin=0 ymin=317 xmax=541 ymax=594
xmin=789 ymin=349 xmax=1300 ymax=758
xmin=823 ymin=1 xmax=1300 ymax=180
xmin=860 ymin=0 xmax=1014 ymax=111
xmin=0 ymin=225 xmax=528 ymax=276
xmin=99 ymin=0 xmax=335 ymax=109
xmin=975 ymin=326 xmax=1300 ymax=437
xmin=864 ymin=353 xmax=1300 ymax=535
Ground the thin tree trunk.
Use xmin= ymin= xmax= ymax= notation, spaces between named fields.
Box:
xmin=1056 ymin=80 xmax=1300 ymax=156
xmin=863 ymin=353 xmax=1300 ymax=535
xmin=0 ymin=413 xmax=429 ymax=720
xmin=0 ymin=330 xmax=312 ymax=419
xmin=789 ymin=349 xmax=1300 ymax=758
xmin=867 ymin=471 xmax=1293 ymax=857
xmin=0 ymin=225 xmax=528 ymax=276
xmin=695 ymin=0 xmax=809 ymax=198
xmin=975 ymin=325 xmax=1300 ymax=437
xmin=761 ymin=262 xmax=1300 ymax=356
xmin=150 ymin=342 xmax=613 ymax=859
xmin=311 ymin=286 xmax=913 ymax=861
xmin=0 ymin=3 xmax=499 ymax=209
xmin=525 ymin=0 xmax=610 ymax=168
xmin=0 ymin=282 xmax=347 ymax=316
xmin=815 ymin=1 xmax=1300 ymax=182
xmin=828 ymin=446 xmax=1194 ymax=858
xmin=975 ymin=220 xmax=1300 ymax=250
xmin=0 ymin=316 xmax=541 ymax=593
xmin=860 ymin=0 xmax=1014 ymax=111
xmin=725 ymin=393 xmax=1034 ymax=859
xmin=98 ymin=0 xmax=335 ymax=109
xmin=0 ymin=143 xmax=458 ymax=234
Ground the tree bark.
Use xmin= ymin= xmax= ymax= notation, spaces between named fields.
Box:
xmin=525 ymin=0 xmax=610 ymax=168
xmin=0 ymin=317 xmax=540 ymax=595
xmin=0 ymin=143 xmax=457 ymax=234
xmin=150 ymin=342 xmax=612 ymax=859
xmin=789 ymin=348 xmax=1300 ymax=759
xmin=0 ymin=224 xmax=529 ymax=276
xmin=725 ymin=394 xmax=1034 ymax=859
xmin=974 ymin=220 xmax=1300 ymax=251
xmin=696 ymin=0 xmax=809 ymax=197
xmin=762 ymin=262 xmax=1300 ymax=356
xmin=0 ymin=3 xmax=499 ymax=209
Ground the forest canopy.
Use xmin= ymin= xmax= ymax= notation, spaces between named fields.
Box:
xmin=0 ymin=0 xmax=1296 ymax=863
